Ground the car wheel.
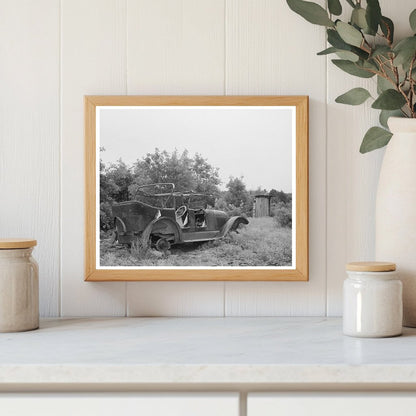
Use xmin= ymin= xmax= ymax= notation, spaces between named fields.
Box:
xmin=155 ymin=238 xmax=171 ymax=252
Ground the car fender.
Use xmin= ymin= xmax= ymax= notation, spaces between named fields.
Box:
xmin=114 ymin=216 xmax=127 ymax=233
xmin=220 ymin=216 xmax=249 ymax=237
xmin=141 ymin=216 xmax=183 ymax=246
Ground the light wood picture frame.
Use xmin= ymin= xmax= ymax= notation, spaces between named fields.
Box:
xmin=85 ymin=96 xmax=308 ymax=281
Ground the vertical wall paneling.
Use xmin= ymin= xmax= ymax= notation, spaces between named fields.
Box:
xmin=6 ymin=0 xmax=411 ymax=316
xmin=224 ymin=0 xmax=327 ymax=315
xmin=0 ymin=1 xmax=60 ymax=317
xmin=125 ymin=0 xmax=226 ymax=316
xmin=61 ymin=0 xmax=127 ymax=316
xmin=126 ymin=0 xmax=226 ymax=95
xmin=126 ymin=282 xmax=225 ymax=317
xmin=326 ymin=0 xmax=416 ymax=316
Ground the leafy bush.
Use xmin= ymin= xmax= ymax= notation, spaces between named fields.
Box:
xmin=271 ymin=202 xmax=292 ymax=228
xmin=100 ymin=201 xmax=113 ymax=231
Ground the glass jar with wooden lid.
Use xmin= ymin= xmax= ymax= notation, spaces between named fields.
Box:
xmin=0 ymin=239 xmax=38 ymax=332
xmin=343 ymin=261 xmax=402 ymax=338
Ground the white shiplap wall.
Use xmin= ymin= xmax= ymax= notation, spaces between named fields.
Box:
xmin=326 ymin=1 xmax=416 ymax=315
xmin=0 ymin=1 xmax=60 ymax=316
xmin=0 ymin=0 xmax=412 ymax=317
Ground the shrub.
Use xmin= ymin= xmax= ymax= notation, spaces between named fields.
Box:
xmin=272 ymin=202 xmax=292 ymax=228
xmin=100 ymin=201 xmax=113 ymax=231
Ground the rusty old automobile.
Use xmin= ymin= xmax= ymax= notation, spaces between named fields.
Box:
xmin=111 ymin=183 xmax=249 ymax=251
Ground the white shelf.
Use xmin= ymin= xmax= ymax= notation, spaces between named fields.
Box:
xmin=1 ymin=317 xmax=415 ymax=388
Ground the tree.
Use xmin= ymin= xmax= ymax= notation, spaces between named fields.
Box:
xmin=223 ymin=177 xmax=253 ymax=216
xmin=129 ymin=148 xmax=221 ymax=197
xmin=269 ymin=189 xmax=291 ymax=204
xmin=192 ymin=153 xmax=221 ymax=195
xmin=225 ymin=177 xmax=249 ymax=206
xmin=105 ymin=159 xmax=134 ymax=202
xmin=99 ymin=153 xmax=133 ymax=230
xmin=100 ymin=148 xmax=223 ymax=230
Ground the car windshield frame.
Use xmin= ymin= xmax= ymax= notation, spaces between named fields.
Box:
xmin=133 ymin=183 xmax=212 ymax=209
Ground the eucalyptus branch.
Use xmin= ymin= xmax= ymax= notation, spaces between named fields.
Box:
xmin=390 ymin=59 xmax=400 ymax=86
xmin=377 ymin=24 xmax=393 ymax=48
xmin=362 ymin=37 xmax=373 ymax=53
xmin=375 ymin=58 xmax=399 ymax=89
xmin=409 ymin=56 xmax=416 ymax=117
xmin=397 ymin=83 xmax=412 ymax=117
xmin=287 ymin=0 xmax=416 ymax=152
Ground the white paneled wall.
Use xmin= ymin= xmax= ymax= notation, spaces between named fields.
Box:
xmin=224 ymin=0 xmax=327 ymax=316
xmin=61 ymin=0 xmax=127 ymax=316
xmin=0 ymin=0 xmax=413 ymax=317
xmin=326 ymin=1 xmax=416 ymax=315
xmin=0 ymin=1 xmax=60 ymax=316
xmin=126 ymin=0 xmax=226 ymax=317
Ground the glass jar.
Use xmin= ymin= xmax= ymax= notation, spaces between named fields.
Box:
xmin=343 ymin=262 xmax=402 ymax=338
xmin=0 ymin=239 xmax=39 ymax=332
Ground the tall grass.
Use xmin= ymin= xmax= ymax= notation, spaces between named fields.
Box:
xmin=100 ymin=217 xmax=291 ymax=267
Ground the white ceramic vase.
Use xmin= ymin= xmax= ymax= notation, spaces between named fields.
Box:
xmin=376 ymin=117 xmax=416 ymax=327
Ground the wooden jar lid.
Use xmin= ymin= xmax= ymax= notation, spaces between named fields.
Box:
xmin=346 ymin=261 xmax=396 ymax=272
xmin=0 ymin=239 xmax=37 ymax=249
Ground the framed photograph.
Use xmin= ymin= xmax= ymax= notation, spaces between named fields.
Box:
xmin=85 ymin=96 xmax=308 ymax=281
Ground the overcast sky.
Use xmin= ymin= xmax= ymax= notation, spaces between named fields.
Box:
xmin=99 ymin=106 xmax=294 ymax=192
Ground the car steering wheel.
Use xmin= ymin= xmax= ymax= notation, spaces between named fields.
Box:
xmin=175 ymin=205 xmax=187 ymax=217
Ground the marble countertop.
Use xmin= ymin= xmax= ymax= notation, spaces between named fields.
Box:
xmin=1 ymin=317 xmax=416 ymax=388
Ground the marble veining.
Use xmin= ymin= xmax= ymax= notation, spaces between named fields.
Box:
xmin=0 ymin=317 xmax=416 ymax=385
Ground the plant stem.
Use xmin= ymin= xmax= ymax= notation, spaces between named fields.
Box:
xmin=409 ymin=56 xmax=416 ymax=117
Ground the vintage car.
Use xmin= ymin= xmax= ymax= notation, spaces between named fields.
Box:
xmin=111 ymin=183 xmax=249 ymax=251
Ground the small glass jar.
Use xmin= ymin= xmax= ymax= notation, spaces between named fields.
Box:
xmin=0 ymin=239 xmax=39 ymax=332
xmin=343 ymin=262 xmax=402 ymax=338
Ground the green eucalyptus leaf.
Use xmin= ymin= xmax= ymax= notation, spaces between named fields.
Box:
xmin=362 ymin=59 xmax=379 ymax=71
xmin=351 ymin=46 xmax=369 ymax=60
xmin=410 ymin=9 xmax=416 ymax=32
xmin=327 ymin=29 xmax=369 ymax=59
xmin=372 ymin=89 xmax=406 ymax=110
xmin=393 ymin=36 xmax=416 ymax=70
xmin=394 ymin=36 xmax=416 ymax=52
xmin=335 ymin=50 xmax=359 ymax=62
xmin=287 ymin=0 xmax=334 ymax=27
xmin=332 ymin=59 xmax=375 ymax=78
xmin=380 ymin=16 xmax=394 ymax=44
xmin=377 ymin=75 xmax=393 ymax=94
xmin=335 ymin=87 xmax=371 ymax=105
xmin=317 ymin=47 xmax=338 ymax=55
xmin=360 ymin=127 xmax=392 ymax=153
xmin=336 ymin=21 xmax=363 ymax=47
xmin=356 ymin=46 xmax=370 ymax=59
xmin=328 ymin=0 xmax=342 ymax=16
xmin=371 ymin=46 xmax=392 ymax=58
xmin=378 ymin=66 xmax=405 ymax=86
xmin=366 ymin=0 xmax=382 ymax=35
xmin=317 ymin=46 xmax=358 ymax=61
xmin=351 ymin=7 xmax=368 ymax=32
xmin=379 ymin=110 xmax=402 ymax=129
xmin=327 ymin=28 xmax=348 ymax=48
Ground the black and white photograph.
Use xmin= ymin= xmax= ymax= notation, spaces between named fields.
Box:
xmin=97 ymin=105 xmax=295 ymax=269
